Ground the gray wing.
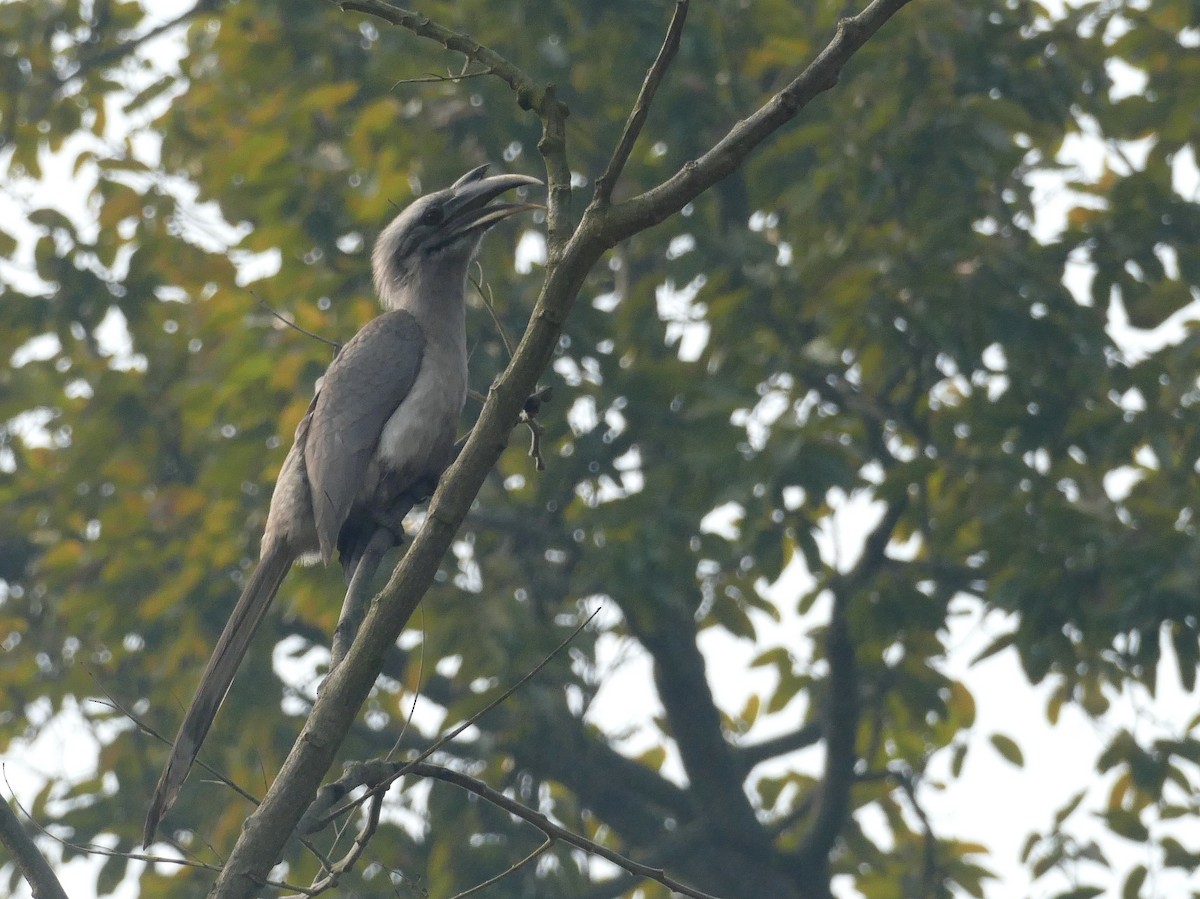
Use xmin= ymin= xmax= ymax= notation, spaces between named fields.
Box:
xmin=304 ymin=309 xmax=424 ymax=563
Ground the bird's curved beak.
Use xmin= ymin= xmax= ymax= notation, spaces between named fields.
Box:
xmin=443 ymin=168 xmax=542 ymax=241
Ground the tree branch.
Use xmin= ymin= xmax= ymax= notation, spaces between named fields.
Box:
xmin=411 ymin=762 xmax=724 ymax=899
xmin=303 ymin=610 xmax=598 ymax=834
xmin=594 ymin=0 xmax=689 ymax=204
xmin=794 ymin=496 xmax=908 ymax=888
xmin=740 ymin=721 xmax=823 ymax=768
xmin=335 ymin=0 xmax=547 ymax=112
xmin=71 ymin=1 xmax=218 ymax=78
xmin=209 ymin=0 xmax=915 ymax=892
xmin=894 ymin=767 xmax=941 ymax=898
xmin=600 ymin=0 xmax=915 ymax=245
xmin=448 ymin=836 xmax=552 ymax=899
xmin=0 ymin=794 xmax=69 ymax=899
xmin=627 ymin=607 xmax=775 ymax=859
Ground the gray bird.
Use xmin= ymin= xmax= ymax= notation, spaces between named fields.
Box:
xmin=143 ymin=165 xmax=539 ymax=847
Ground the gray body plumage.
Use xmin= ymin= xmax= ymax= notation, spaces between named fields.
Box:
xmin=143 ymin=166 xmax=538 ymax=847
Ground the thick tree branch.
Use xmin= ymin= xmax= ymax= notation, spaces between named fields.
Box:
xmin=794 ymin=496 xmax=908 ymax=888
xmin=595 ymin=0 xmax=689 ymax=204
xmin=740 ymin=721 xmax=824 ymax=768
xmin=792 ymin=592 xmax=856 ymax=899
xmin=0 ymin=795 xmax=69 ymax=899
xmin=626 ymin=608 xmax=770 ymax=850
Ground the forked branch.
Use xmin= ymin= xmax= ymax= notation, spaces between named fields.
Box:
xmin=595 ymin=0 xmax=690 ymax=203
xmin=603 ymin=0 xmax=915 ymax=243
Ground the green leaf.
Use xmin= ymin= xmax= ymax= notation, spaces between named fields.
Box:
xmin=1053 ymin=789 xmax=1087 ymax=827
xmin=1122 ymin=864 xmax=1147 ymax=899
xmin=950 ymin=741 xmax=968 ymax=777
xmin=1170 ymin=623 xmax=1198 ymax=692
xmin=989 ymin=733 xmax=1024 ymax=768
xmin=970 ymin=630 xmax=1017 ymax=665
xmin=1054 ymin=888 xmax=1105 ymax=899
xmin=1105 ymin=809 xmax=1150 ymax=842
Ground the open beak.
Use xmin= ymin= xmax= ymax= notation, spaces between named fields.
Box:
xmin=443 ymin=166 xmax=542 ymax=240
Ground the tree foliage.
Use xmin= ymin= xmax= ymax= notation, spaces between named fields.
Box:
xmin=1 ymin=1 xmax=1199 ymax=897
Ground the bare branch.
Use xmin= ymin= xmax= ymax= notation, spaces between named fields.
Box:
xmin=336 ymin=0 xmax=545 ymax=111
xmin=413 ymin=763 xmax=725 ymax=899
xmin=391 ymin=67 xmax=492 ymax=88
xmin=304 ymin=605 xmax=600 ymax=834
xmin=337 ymin=1 xmax=572 ymax=242
xmin=595 ymin=0 xmax=689 ymax=204
xmin=86 ymin=671 xmax=262 ymax=817
xmin=252 ymin=291 xmax=342 ymax=352
xmin=0 ymin=771 xmax=261 ymax=885
xmin=298 ymin=791 xmax=384 ymax=896
xmin=470 ymin=264 xmax=514 ymax=359
xmin=0 ymin=791 xmax=69 ymax=899
xmin=448 ymin=837 xmax=553 ymax=899
xmin=602 ymin=0 xmax=915 ymax=244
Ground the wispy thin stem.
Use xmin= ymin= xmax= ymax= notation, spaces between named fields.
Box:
xmin=252 ymin=291 xmax=341 ymax=352
xmin=595 ymin=0 xmax=689 ymax=203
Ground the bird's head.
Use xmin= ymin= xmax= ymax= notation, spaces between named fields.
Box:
xmin=372 ymin=164 xmax=541 ymax=306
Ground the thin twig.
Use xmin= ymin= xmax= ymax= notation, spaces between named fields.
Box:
xmin=410 ymin=763 xmax=723 ymax=899
xmin=87 ymin=673 xmax=338 ymax=875
xmin=470 ymin=263 xmax=514 ymax=359
xmin=86 ymin=672 xmax=260 ymax=811
xmin=895 ymin=768 xmax=941 ymax=898
xmin=595 ymin=0 xmax=689 ymax=203
xmin=337 ymin=0 xmax=546 ymax=112
xmin=6 ymin=777 xmax=325 ymax=898
xmin=299 ymin=792 xmax=385 ymax=896
xmin=448 ymin=837 xmax=553 ymax=899
xmin=391 ymin=68 xmax=492 ymax=89
xmin=310 ymin=607 xmax=601 ymax=832
xmin=386 ymin=605 xmax=426 ymax=762
xmin=1 ymin=769 xmax=229 ymax=880
xmin=251 ymin=290 xmax=341 ymax=351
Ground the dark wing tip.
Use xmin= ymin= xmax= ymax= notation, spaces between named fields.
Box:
xmin=143 ymin=764 xmax=181 ymax=848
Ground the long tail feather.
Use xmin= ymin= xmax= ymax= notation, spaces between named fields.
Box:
xmin=143 ymin=544 xmax=293 ymax=847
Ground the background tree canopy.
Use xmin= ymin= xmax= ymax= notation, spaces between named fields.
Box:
xmin=2 ymin=0 xmax=1199 ymax=897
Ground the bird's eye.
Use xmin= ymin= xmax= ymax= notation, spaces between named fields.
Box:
xmin=421 ymin=206 xmax=444 ymax=227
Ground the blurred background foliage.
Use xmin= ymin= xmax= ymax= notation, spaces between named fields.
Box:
xmin=1 ymin=0 xmax=1199 ymax=897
